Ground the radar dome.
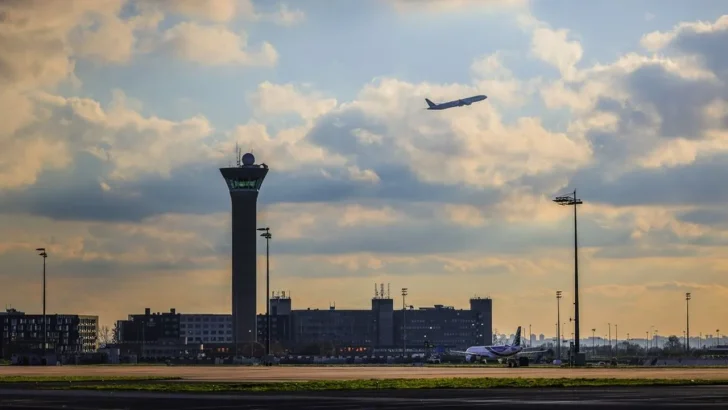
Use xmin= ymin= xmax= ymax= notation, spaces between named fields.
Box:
xmin=241 ymin=152 xmax=255 ymax=166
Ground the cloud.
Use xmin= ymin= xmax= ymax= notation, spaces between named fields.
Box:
xmin=389 ymin=0 xmax=529 ymax=14
xmin=152 ymin=0 xmax=248 ymax=22
xmin=250 ymin=82 xmax=338 ymax=120
xmin=2 ymin=3 xmax=728 ymax=335
xmin=150 ymin=22 xmax=278 ymax=66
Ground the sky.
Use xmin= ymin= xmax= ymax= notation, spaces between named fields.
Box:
xmin=1 ymin=0 xmax=728 ymax=340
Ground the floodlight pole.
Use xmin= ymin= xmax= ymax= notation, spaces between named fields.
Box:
xmin=35 ymin=248 xmax=48 ymax=356
xmin=686 ymin=293 xmax=691 ymax=352
xmin=402 ymin=288 xmax=408 ymax=358
xmin=553 ymin=190 xmax=583 ymax=358
xmin=257 ymin=227 xmax=272 ymax=357
xmin=556 ymin=290 xmax=562 ymax=361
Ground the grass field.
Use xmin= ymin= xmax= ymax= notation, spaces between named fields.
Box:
xmin=6 ymin=377 xmax=727 ymax=393
xmin=0 ymin=376 xmax=181 ymax=383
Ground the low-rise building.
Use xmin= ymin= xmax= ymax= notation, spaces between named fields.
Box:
xmin=0 ymin=308 xmax=98 ymax=359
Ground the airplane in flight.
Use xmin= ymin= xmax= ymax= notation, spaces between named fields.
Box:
xmin=447 ymin=326 xmax=547 ymax=367
xmin=425 ymin=94 xmax=487 ymax=110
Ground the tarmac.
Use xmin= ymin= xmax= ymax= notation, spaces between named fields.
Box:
xmin=2 ymin=386 xmax=728 ymax=409
xmin=2 ymin=365 xmax=728 ymax=382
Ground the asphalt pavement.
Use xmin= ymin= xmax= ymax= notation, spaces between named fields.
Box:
xmin=2 ymin=386 xmax=728 ymax=409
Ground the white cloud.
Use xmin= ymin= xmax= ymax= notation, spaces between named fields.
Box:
xmin=530 ymin=26 xmax=583 ymax=81
xmin=640 ymin=15 xmax=728 ymax=51
xmin=153 ymin=0 xmax=249 ymax=22
xmin=229 ymin=122 xmax=347 ymax=172
xmin=250 ymin=82 xmax=338 ymax=120
xmin=152 ymin=22 xmax=278 ymax=66
xmin=389 ymin=0 xmax=528 ymax=13
xmin=267 ymin=4 xmax=306 ymax=26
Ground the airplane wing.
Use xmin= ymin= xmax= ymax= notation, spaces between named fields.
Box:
xmin=447 ymin=349 xmax=471 ymax=356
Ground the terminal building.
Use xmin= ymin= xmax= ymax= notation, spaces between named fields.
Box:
xmin=256 ymin=287 xmax=492 ymax=354
xmin=117 ymin=288 xmax=492 ymax=356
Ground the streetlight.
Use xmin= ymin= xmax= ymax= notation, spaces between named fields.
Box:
xmin=401 ymin=288 xmax=408 ymax=357
xmin=717 ymin=329 xmax=721 ymax=346
xmin=608 ymin=322 xmax=611 ymax=353
xmin=615 ymin=324 xmax=618 ymax=358
xmin=591 ymin=328 xmax=596 ymax=357
xmin=556 ymin=290 xmax=562 ymax=361
xmin=553 ymin=190 xmax=583 ymax=357
xmin=686 ymin=293 xmax=691 ymax=352
xmin=257 ymin=227 xmax=272 ymax=357
xmin=35 ymin=248 xmax=48 ymax=356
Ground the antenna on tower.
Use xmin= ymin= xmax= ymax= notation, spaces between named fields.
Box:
xmin=235 ymin=142 xmax=241 ymax=167
xmin=387 ymin=283 xmax=391 ymax=299
xmin=374 ymin=283 xmax=379 ymax=299
xmin=380 ymin=284 xmax=384 ymax=300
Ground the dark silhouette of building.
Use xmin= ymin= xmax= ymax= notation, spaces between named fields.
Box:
xmin=372 ymin=295 xmax=394 ymax=347
xmin=469 ymin=297 xmax=493 ymax=345
xmin=116 ymin=308 xmax=181 ymax=348
xmin=220 ymin=151 xmax=268 ymax=346
xmin=115 ymin=293 xmax=493 ymax=357
xmin=257 ymin=292 xmax=292 ymax=350
xmin=0 ymin=308 xmax=98 ymax=359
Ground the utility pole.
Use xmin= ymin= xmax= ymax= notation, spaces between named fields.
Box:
xmin=615 ymin=324 xmax=618 ymax=358
xmin=401 ymin=288 xmax=408 ymax=358
xmin=592 ymin=328 xmax=596 ymax=357
xmin=556 ymin=290 xmax=562 ymax=361
xmin=686 ymin=293 xmax=691 ymax=352
xmin=553 ymin=191 xmax=583 ymax=358
xmin=35 ymin=248 xmax=48 ymax=357
xmin=257 ymin=227 xmax=272 ymax=357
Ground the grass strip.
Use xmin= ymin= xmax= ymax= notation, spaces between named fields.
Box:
xmin=0 ymin=376 xmax=182 ymax=383
xmin=34 ymin=377 xmax=728 ymax=393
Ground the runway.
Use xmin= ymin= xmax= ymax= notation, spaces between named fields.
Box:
xmin=2 ymin=386 xmax=728 ymax=409
xmin=2 ymin=365 xmax=728 ymax=382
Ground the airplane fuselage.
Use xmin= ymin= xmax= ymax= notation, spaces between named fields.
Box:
xmin=426 ymin=95 xmax=487 ymax=110
xmin=464 ymin=344 xmax=523 ymax=360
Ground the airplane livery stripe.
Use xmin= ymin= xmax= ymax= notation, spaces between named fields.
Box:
xmin=484 ymin=346 xmax=511 ymax=357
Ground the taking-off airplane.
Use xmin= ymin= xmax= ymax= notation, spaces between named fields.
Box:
xmin=425 ymin=94 xmax=487 ymax=110
xmin=448 ymin=326 xmax=547 ymax=367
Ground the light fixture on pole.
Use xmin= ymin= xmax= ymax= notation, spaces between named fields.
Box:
xmin=608 ymin=322 xmax=611 ymax=353
xmin=686 ymin=292 xmax=691 ymax=352
xmin=553 ymin=191 xmax=583 ymax=357
xmin=257 ymin=227 xmax=272 ymax=357
xmin=35 ymin=248 xmax=48 ymax=356
xmin=401 ymin=288 xmax=408 ymax=357
xmin=556 ymin=290 xmax=562 ymax=361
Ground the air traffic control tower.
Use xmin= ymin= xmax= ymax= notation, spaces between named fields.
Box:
xmin=220 ymin=152 xmax=268 ymax=346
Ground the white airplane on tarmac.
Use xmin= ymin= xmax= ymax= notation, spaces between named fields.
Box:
xmin=448 ymin=326 xmax=547 ymax=367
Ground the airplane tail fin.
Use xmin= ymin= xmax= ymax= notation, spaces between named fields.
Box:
xmin=425 ymin=98 xmax=436 ymax=109
xmin=513 ymin=326 xmax=522 ymax=347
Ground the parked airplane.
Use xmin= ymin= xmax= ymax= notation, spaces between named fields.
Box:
xmin=448 ymin=326 xmax=546 ymax=366
xmin=425 ymin=94 xmax=487 ymax=110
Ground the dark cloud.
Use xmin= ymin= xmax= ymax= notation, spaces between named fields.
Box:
xmin=677 ymin=208 xmax=728 ymax=226
xmin=624 ymin=64 xmax=723 ymax=139
xmin=269 ymin=216 xmax=629 ymax=256
xmin=0 ymin=150 xmax=509 ymax=223
xmin=670 ymin=24 xmax=728 ymax=77
xmin=571 ymin=154 xmax=728 ymax=207
xmin=592 ymin=245 xmax=700 ymax=259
